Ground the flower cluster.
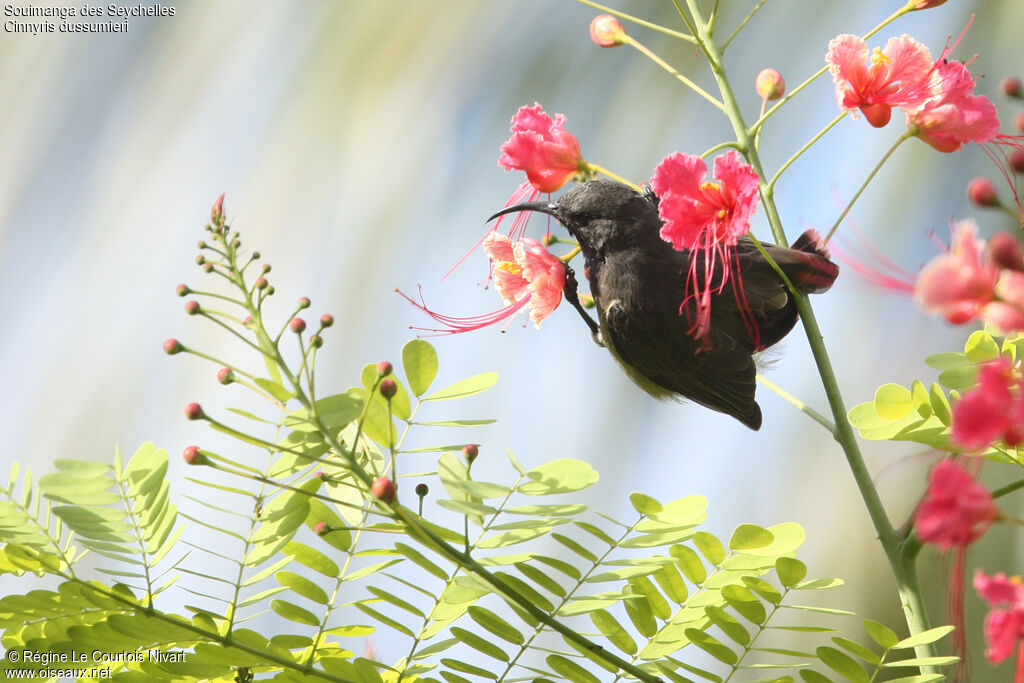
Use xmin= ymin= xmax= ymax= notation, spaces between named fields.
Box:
xmin=827 ymin=31 xmax=999 ymax=152
xmin=952 ymin=357 xmax=1024 ymax=452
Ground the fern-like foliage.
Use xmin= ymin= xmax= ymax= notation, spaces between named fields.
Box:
xmin=0 ymin=208 xmax=956 ymax=683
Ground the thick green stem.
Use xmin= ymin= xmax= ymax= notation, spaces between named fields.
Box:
xmin=681 ymin=0 xmax=935 ymax=667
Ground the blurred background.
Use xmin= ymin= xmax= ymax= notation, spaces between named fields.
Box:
xmin=2 ymin=0 xmax=1023 ymax=679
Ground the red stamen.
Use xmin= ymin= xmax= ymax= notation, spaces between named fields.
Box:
xmin=443 ymin=181 xmax=540 ymax=280
xmin=397 ymin=285 xmax=530 ymax=336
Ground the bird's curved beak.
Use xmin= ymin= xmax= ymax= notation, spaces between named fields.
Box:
xmin=486 ymin=200 xmax=560 ymax=224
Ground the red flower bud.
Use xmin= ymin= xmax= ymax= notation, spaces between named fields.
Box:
xmin=202 ymin=262 xmax=214 ymax=273
xmin=755 ymin=68 xmax=785 ymax=100
xmin=184 ymin=300 xmax=201 ymax=315
xmin=379 ymin=378 xmax=398 ymax=400
xmin=309 ymin=334 xmax=323 ymax=348
xmin=1002 ymin=77 xmax=1023 ymax=98
xmin=1017 ymin=112 xmax=1024 ymax=132
xmin=254 ymin=277 xmax=268 ymax=290
xmin=967 ymin=178 xmax=999 ymax=207
xmin=376 ymin=361 xmax=393 ymax=377
xmin=298 ymin=297 xmax=311 ymax=309
xmin=462 ymin=444 xmax=479 ymax=462
xmin=210 ymin=193 xmax=225 ymax=222
xmin=182 ymin=445 xmax=204 ymax=465
xmin=1010 ymin=150 xmax=1024 ymax=175
xmin=314 ymin=521 xmax=329 ymax=536
xmin=590 ymin=14 xmax=626 ymax=48
xmin=261 ymin=264 xmax=272 ymax=273
xmin=217 ymin=367 xmax=234 ymax=385
xmin=176 ymin=284 xmax=190 ymax=297
xmin=320 ymin=314 xmax=335 ymax=328
xmin=243 ymin=315 xmax=254 ymax=326
xmin=290 ymin=317 xmax=306 ymax=334
xmin=163 ymin=338 xmax=183 ymax=355
xmin=372 ymin=476 xmax=396 ymax=502
xmin=184 ymin=402 xmax=205 ymax=420
xmin=195 ymin=255 xmax=206 ymax=265
xmin=415 ymin=483 xmax=429 ymax=497
xmin=989 ymin=232 xmax=1024 ymax=272
xmin=910 ymin=0 xmax=946 ymax=8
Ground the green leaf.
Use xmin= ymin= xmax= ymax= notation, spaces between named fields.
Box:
xmin=794 ymin=577 xmax=844 ymax=590
xmin=255 ymin=377 xmax=294 ymax=402
xmin=706 ymin=605 xmax=750 ymax=645
xmin=893 ymin=626 xmax=955 ymax=649
xmin=938 ymin=365 xmax=979 ymax=391
xmin=831 ymin=637 xmax=880 ymax=666
xmin=276 ymin=570 xmax=328 ymax=604
xmin=453 ymin=480 xmax=512 ymax=499
xmin=552 ymin=533 xmax=598 ymax=562
xmin=685 ymin=629 xmax=738 ymax=665
xmin=424 ymin=372 xmax=499 ymax=401
xmin=519 ymin=459 xmax=599 ymax=495
xmin=928 ymin=383 xmax=952 ymax=425
xmin=545 ymin=655 xmax=601 ymax=683
xmin=653 ymin=563 xmax=689 ymax=603
xmin=671 ymin=544 xmax=707 ymax=584
xmin=729 ymin=524 xmax=774 ymax=550
xmin=816 ymin=646 xmax=868 ymax=683
xmin=799 ymin=672 xmax=834 ymax=683
xmin=693 ymin=531 xmax=726 ymax=565
xmin=881 ymin=676 xmax=946 ymax=683
xmin=722 ymin=584 xmax=766 ymax=624
xmin=862 ymin=619 xmax=899 ymax=649
xmin=395 ymin=542 xmax=449 ymax=581
xmin=284 ymin=392 xmax=363 ymax=432
xmin=54 ymin=459 xmax=110 ymax=477
xmin=270 ymin=599 xmax=320 ymax=626
xmin=630 ymin=492 xmax=663 ymax=515
xmin=874 ymin=384 xmax=914 ymax=420
xmin=965 ymin=329 xmax=1000 ymax=363
xmin=403 ymin=339 xmax=439 ymax=396
xmin=355 ymin=602 xmax=415 ymax=637
xmin=467 ymin=605 xmax=524 ymax=645
xmin=631 ymin=576 xmax=671 ymax=620
xmin=776 ymin=557 xmax=807 ymax=587
xmin=505 ymin=504 xmax=587 ymax=516
xmin=283 ymin=541 xmax=339 ymax=577
xmin=367 ymin=586 xmax=424 ymax=617
xmin=415 ymin=419 xmax=496 ymax=427
xmin=883 ymin=657 xmax=959 ymax=668
xmin=533 ymin=554 xmax=583 ymax=580
xmin=306 ymin=499 xmax=351 ymax=552
xmin=517 ymin=561 xmax=567 ymax=597
xmin=440 ymin=657 xmax=498 ymax=679
xmin=437 ymin=499 xmax=498 ymax=517
xmin=590 ymin=609 xmax=638 ymax=655
xmin=450 ymin=626 xmax=510 ymax=662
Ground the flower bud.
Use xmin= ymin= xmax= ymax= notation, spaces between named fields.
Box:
xmin=320 ymin=314 xmax=335 ymax=328
xmin=202 ymin=262 xmax=214 ymax=273
xmin=309 ymin=334 xmax=323 ymax=348
xmin=379 ymin=378 xmax=398 ymax=400
xmin=908 ymin=0 xmax=947 ymax=8
xmin=266 ymin=286 xmax=275 ymax=296
xmin=195 ymin=255 xmax=206 ymax=265
xmin=755 ymin=68 xmax=785 ymax=100
xmin=197 ymin=240 xmax=206 ymax=249
xmin=967 ymin=178 xmax=999 ymax=207
xmin=542 ymin=232 xmax=557 ymax=247
xmin=243 ymin=315 xmax=254 ymax=326
xmin=462 ymin=444 xmax=479 ymax=462
xmin=590 ymin=14 xmax=625 ymax=47
xmin=376 ymin=361 xmax=393 ymax=377
xmin=1016 ymin=112 xmax=1024 ymax=132
xmin=298 ymin=297 xmax=311 ymax=309
xmin=254 ymin=277 xmax=268 ymax=290
xmin=1002 ymin=77 xmax=1023 ymax=98
xmin=415 ymin=483 xmax=429 ymax=497
xmin=210 ymin=193 xmax=225 ymax=223
xmin=1010 ymin=150 xmax=1024 ymax=175
xmin=163 ymin=338 xmax=183 ymax=355
xmin=989 ymin=232 xmax=1024 ymax=272
xmin=372 ymin=476 xmax=396 ymax=502
xmin=251 ymin=251 xmax=260 ymax=259
xmin=184 ymin=402 xmax=205 ymax=420
xmin=217 ymin=367 xmax=234 ymax=385
xmin=182 ymin=445 xmax=205 ymax=465
xmin=314 ymin=470 xmax=328 ymax=481
xmin=185 ymin=300 xmax=201 ymax=315
xmin=261 ymin=264 xmax=272 ymax=274
xmin=579 ymin=293 xmax=596 ymax=309
xmin=290 ymin=317 xmax=307 ymax=334
xmin=176 ymin=284 xmax=190 ymax=297
xmin=230 ymin=238 xmax=241 ymax=249
xmin=314 ymin=521 xmax=329 ymax=536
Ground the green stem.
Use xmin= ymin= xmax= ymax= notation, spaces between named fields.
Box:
xmin=720 ymin=0 xmax=766 ymax=52
xmin=587 ymin=163 xmax=641 ymax=192
xmin=756 ymin=374 xmax=836 ymax=434
xmin=681 ymin=0 xmax=935 ymax=668
xmin=622 ymin=34 xmax=725 ymax=112
xmin=825 ymin=132 xmax=910 ymax=242
xmin=768 ymin=113 xmax=846 ymax=191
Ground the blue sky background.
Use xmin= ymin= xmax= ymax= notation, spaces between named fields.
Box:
xmin=2 ymin=0 xmax=1023 ymax=677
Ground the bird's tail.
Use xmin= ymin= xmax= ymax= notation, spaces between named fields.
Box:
xmin=784 ymin=229 xmax=839 ymax=294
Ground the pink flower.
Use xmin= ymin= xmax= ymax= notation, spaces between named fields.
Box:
xmin=400 ymin=233 xmax=564 ymax=334
xmin=952 ymin=358 xmax=1024 ymax=451
xmin=915 ymin=460 xmax=997 ymax=549
xmin=914 ymin=220 xmax=999 ymax=324
xmin=826 ymin=34 xmax=933 ymax=127
xmin=484 ymin=232 xmax=565 ymax=328
xmin=499 ymin=104 xmax=583 ymax=193
xmin=975 ymin=571 xmax=1024 ymax=667
xmin=649 ymin=151 xmax=761 ymax=345
xmin=908 ymin=59 xmax=1000 ymax=153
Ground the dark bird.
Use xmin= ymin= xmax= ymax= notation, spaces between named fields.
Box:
xmin=489 ymin=179 xmax=838 ymax=430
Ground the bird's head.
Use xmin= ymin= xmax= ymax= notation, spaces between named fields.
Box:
xmin=487 ymin=180 xmax=659 ymax=257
